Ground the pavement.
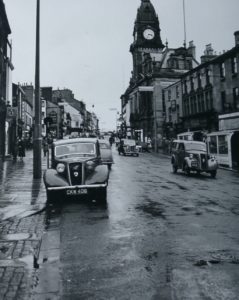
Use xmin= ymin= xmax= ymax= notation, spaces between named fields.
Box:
xmin=0 ymin=151 xmax=47 ymax=300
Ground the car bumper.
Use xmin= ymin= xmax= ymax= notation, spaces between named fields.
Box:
xmin=188 ymin=159 xmax=218 ymax=171
xmin=102 ymin=161 xmax=114 ymax=165
xmin=47 ymin=183 xmax=107 ymax=191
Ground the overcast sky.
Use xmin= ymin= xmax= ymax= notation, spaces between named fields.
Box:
xmin=4 ymin=0 xmax=239 ymax=131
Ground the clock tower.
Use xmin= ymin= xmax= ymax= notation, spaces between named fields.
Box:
xmin=130 ymin=0 xmax=164 ymax=80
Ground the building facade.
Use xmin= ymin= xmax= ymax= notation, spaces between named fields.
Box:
xmin=121 ymin=0 xmax=198 ymax=148
xmin=0 ymin=0 xmax=11 ymax=159
xmin=164 ymin=31 xmax=239 ymax=169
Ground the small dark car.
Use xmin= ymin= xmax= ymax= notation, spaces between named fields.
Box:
xmin=171 ymin=140 xmax=218 ymax=177
xmin=43 ymin=138 xmax=109 ymax=203
xmin=118 ymin=139 xmax=139 ymax=157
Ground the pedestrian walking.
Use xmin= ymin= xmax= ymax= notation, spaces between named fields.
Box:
xmin=109 ymin=136 xmax=114 ymax=147
xmin=147 ymin=137 xmax=152 ymax=152
xmin=12 ymin=142 xmax=18 ymax=161
xmin=42 ymin=137 xmax=49 ymax=157
xmin=17 ymin=138 xmax=25 ymax=161
xmin=118 ymin=139 xmax=125 ymax=155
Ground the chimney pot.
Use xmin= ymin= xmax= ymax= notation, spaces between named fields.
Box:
xmin=234 ymin=31 xmax=239 ymax=46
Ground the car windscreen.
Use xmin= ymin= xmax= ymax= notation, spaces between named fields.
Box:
xmin=55 ymin=143 xmax=96 ymax=156
xmin=185 ymin=143 xmax=206 ymax=152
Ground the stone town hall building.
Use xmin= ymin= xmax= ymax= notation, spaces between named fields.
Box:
xmin=121 ymin=0 xmax=198 ymax=147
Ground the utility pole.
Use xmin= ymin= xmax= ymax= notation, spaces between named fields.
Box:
xmin=33 ymin=0 xmax=42 ymax=178
xmin=183 ymin=0 xmax=187 ymax=48
xmin=153 ymin=91 xmax=158 ymax=152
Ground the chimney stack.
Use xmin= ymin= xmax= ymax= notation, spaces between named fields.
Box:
xmin=234 ymin=31 xmax=239 ymax=46
xmin=187 ymin=41 xmax=196 ymax=59
xmin=200 ymin=44 xmax=217 ymax=64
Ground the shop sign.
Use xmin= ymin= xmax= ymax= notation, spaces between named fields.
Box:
xmin=6 ymin=107 xmax=17 ymax=120
xmin=48 ymin=111 xmax=57 ymax=124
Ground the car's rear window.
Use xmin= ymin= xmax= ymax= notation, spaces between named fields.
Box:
xmin=55 ymin=143 xmax=95 ymax=156
xmin=100 ymin=143 xmax=110 ymax=149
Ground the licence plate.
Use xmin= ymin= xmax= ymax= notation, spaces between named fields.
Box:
xmin=66 ymin=189 xmax=88 ymax=196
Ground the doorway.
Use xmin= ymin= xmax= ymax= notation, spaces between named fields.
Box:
xmin=231 ymin=131 xmax=239 ymax=170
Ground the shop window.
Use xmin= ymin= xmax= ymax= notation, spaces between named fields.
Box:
xmin=218 ymin=135 xmax=228 ymax=154
xmin=209 ymin=136 xmax=217 ymax=154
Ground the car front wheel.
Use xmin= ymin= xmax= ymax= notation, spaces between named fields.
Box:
xmin=172 ymin=164 xmax=178 ymax=173
xmin=46 ymin=190 xmax=62 ymax=203
xmin=96 ymin=187 xmax=107 ymax=204
xmin=184 ymin=163 xmax=190 ymax=175
xmin=210 ymin=170 xmax=217 ymax=178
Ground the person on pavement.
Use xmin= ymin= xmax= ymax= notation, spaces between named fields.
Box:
xmin=18 ymin=138 xmax=26 ymax=161
xmin=118 ymin=139 xmax=125 ymax=155
xmin=42 ymin=137 xmax=49 ymax=157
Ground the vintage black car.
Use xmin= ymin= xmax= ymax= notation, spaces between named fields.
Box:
xmin=171 ymin=140 xmax=218 ymax=177
xmin=43 ymin=138 xmax=109 ymax=203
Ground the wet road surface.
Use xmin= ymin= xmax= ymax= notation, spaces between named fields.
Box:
xmin=41 ymin=148 xmax=239 ymax=300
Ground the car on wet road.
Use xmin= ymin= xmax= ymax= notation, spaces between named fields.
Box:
xmin=171 ymin=139 xmax=218 ymax=177
xmin=43 ymin=138 xmax=109 ymax=203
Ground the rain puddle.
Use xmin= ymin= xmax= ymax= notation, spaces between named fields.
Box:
xmin=166 ymin=181 xmax=188 ymax=191
xmin=144 ymin=251 xmax=158 ymax=261
xmin=0 ymin=241 xmax=14 ymax=259
xmin=0 ymin=233 xmax=37 ymax=241
xmin=0 ymin=204 xmax=45 ymax=221
xmin=18 ymin=254 xmax=37 ymax=270
xmin=136 ymin=201 xmax=166 ymax=219
xmin=193 ymin=250 xmax=239 ymax=267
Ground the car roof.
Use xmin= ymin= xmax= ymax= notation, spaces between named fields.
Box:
xmin=53 ymin=138 xmax=98 ymax=146
xmin=173 ymin=139 xmax=206 ymax=145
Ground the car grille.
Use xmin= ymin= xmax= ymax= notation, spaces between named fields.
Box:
xmin=69 ymin=163 xmax=83 ymax=185
xmin=200 ymin=154 xmax=207 ymax=169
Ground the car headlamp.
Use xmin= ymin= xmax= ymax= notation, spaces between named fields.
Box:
xmin=56 ymin=163 xmax=65 ymax=173
xmin=86 ymin=160 xmax=94 ymax=170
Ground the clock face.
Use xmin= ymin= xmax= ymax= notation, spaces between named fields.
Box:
xmin=143 ymin=29 xmax=155 ymax=40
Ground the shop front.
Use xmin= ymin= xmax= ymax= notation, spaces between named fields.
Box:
xmin=207 ymin=130 xmax=239 ymax=169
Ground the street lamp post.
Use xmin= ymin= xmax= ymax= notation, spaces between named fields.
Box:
xmin=153 ymin=90 xmax=158 ymax=152
xmin=33 ymin=0 xmax=42 ymax=179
